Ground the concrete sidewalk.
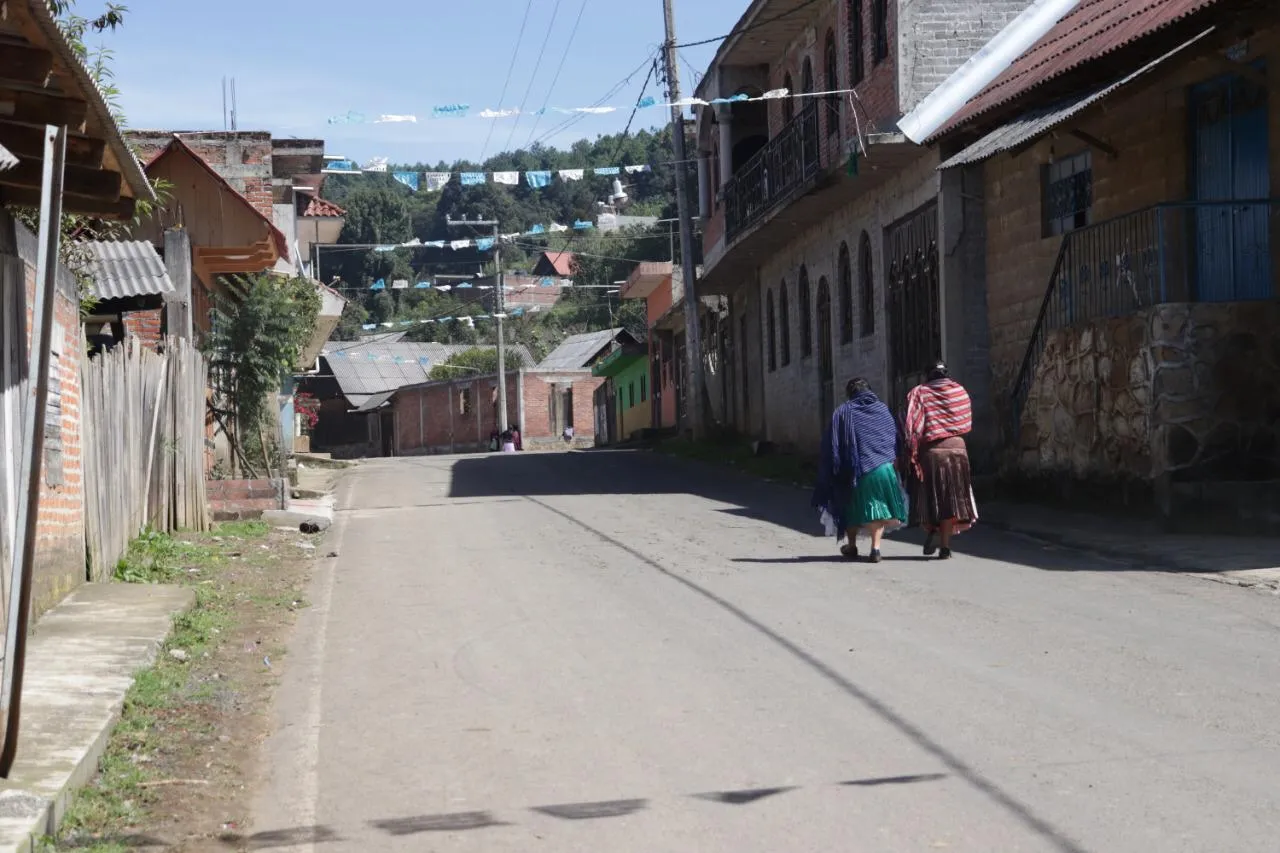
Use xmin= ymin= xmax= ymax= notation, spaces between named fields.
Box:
xmin=980 ymin=500 xmax=1280 ymax=591
xmin=0 ymin=583 xmax=194 ymax=853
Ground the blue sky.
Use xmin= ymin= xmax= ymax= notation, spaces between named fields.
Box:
xmin=105 ymin=0 xmax=742 ymax=166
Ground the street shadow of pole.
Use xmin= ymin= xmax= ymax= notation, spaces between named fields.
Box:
xmin=517 ymin=489 xmax=1093 ymax=853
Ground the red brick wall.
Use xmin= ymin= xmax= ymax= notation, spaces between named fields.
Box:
xmin=206 ymin=478 xmax=286 ymax=520
xmin=521 ymin=371 xmax=602 ymax=444
xmin=395 ymin=372 xmax=522 ymax=454
xmin=123 ymin=308 xmax=163 ymax=348
xmin=20 ymin=262 xmax=86 ymax=616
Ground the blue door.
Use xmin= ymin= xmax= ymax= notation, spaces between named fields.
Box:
xmin=1190 ymin=70 xmax=1272 ymax=301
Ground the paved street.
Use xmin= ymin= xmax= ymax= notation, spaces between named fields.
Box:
xmin=253 ymin=450 xmax=1280 ymax=853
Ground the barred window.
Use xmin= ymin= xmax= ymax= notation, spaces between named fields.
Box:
xmin=1042 ymin=150 xmax=1092 ymax=237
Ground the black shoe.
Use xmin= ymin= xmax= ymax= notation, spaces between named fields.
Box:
xmin=938 ymin=547 xmax=952 ymax=560
xmin=923 ymin=532 xmax=938 ymax=556
xmin=868 ymin=549 xmax=882 ymax=564
xmin=840 ymin=543 xmax=859 ymax=560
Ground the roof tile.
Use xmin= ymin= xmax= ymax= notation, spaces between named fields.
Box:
xmin=303 ymin=196 xmax=346 ymax=217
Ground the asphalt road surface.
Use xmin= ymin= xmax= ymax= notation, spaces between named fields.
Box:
xmin=253 ymin=450 xmax=1280 ymax=853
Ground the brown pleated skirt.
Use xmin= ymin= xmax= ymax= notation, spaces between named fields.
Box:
xmin=918 ymin=436 xmax=978 ymax=533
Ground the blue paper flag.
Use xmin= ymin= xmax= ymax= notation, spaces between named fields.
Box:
xmin=638 ymin=96 xmax=657 ymax=108
xmin=373 ymin=245 xmax=396 ymax=253
xmin=414 ymin=281 xmax=431 ymax=289
xmin=594 ymin=166 xmax=620 ymax=176
xmin=432 ymin=103 xmax=470 ymax=118
xmin=511 ymin=307 xmax=525 ymax=317
xmin=525 ymin=171 xmax=552 ymax=189
xmin=528 ymin=224 xmax=546 ymax=234
xmin=360 ymin=324 xmax=376 ymax=330
xmin=455 ymin=283 xmax=473 ymax=289
xmin=460 ymin=172 xmax=486 ymax=185
xmin=425 ymin=240 xmax=445 ymax=249
xmin=370 ymin=279 xmax=386 ymax=290
xmin=323 ymin=159 xmax=360 ymax=172
xmin=539 ymin=277 xmax=555 ymax=287
xmin=573 ymin=220 xmax=593 ymax=230
xmin=393 ymin=171 xmax=420 ymax=191
xmin=474 ymin=237 xmax=495 ymax=251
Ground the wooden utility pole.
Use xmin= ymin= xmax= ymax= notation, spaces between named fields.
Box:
xmin=662 ymin=0 xmax=707 ymax=439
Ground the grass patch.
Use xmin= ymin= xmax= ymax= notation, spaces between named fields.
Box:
xmin=657 ymin=436 xmax=815 ymax=488
xmin=46 ymin=520 xmax=306 ymax=851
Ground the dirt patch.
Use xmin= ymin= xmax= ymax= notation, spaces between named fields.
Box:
xmin=43 ymin=521 xmax=324 ymax=853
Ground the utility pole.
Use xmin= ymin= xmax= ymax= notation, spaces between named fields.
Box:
xmin=662 ymin=0 xmax=707 ymax=439
xmin=446 ymin=216 xmax=508 ymax=433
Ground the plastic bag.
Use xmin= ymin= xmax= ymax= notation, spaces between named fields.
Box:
xmin=819 ymin=508 xmax=838 ymax=537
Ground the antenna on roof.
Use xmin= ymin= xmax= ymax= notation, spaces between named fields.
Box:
xmin=222 ymin=77 xmax=227 ymax=130
xmin=230 ymin=77 xmax=238 ymax=131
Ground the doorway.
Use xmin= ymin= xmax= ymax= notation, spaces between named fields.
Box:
xmin=1189 ymin=68 xmax=1272 ymax=301
xmin=816 ymin=276 xmax=834 ymax=429
xmin=885 ymin=201 xmax=941 ymax=407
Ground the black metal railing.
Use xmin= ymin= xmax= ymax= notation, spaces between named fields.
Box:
xmin=1010 ymin=198 xmax=1280 ymax=437
xmin=723 ymin=100 xmax=822 ymax=243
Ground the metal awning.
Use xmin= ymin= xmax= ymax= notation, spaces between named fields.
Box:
xmin=938 ymin=28 xmax=1214 ymax=170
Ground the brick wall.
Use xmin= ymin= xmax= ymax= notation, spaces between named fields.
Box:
xmin=981 ymin=34 xmax=1280 ymax=419
xmin=395 ymin=372 xmax=522 ymax=454
xmin=206 ymin=478 xmax=287 ymax=520
xmin=520 ymin=371 xmax=602 ymax=447
xmin=127 ymin=131 xmax=276 ymax=220
xmin=897 ymin=0 xmax=1030 ymax=113
xmin=3 ymin=216 xmax=87 ymax=617
xmin=755 ymin=150 xmax=940 ymax=449
xmin=123 ymin=308 xmax=163 ymax=348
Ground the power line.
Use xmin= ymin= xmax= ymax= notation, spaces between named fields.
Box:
xmin=530 ymin=49 xmax=658 ymax=149
xmin=609 ymin=58 xmax=658 ymax=165
xmin=504 ymin=0 xmax=563 ymax=152
xmin=480 ymin=0 xmax=535 ymax=160
xmin=674 ymin=0 xmax=825 ymax=48
xmin=523 ymin=0 xmax=589 ymax=148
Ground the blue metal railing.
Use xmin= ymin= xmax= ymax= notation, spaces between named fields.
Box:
xmin=1010 ymin=198 xmax=1280 ymax=437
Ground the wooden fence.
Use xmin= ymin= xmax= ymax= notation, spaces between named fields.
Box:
xmin=81 ymin=336 xmax=209 ymax=580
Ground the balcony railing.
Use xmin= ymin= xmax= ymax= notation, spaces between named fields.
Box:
xmin=723 ymin=100 xmax=822 ymax=243
xmin=1010 ymin=199 xmax=1280 ymax=436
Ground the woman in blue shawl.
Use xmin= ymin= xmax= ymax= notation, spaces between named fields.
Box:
xmin=812 ymin=378 xmax=908 ymax=562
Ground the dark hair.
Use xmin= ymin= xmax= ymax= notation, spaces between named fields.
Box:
xmin=846 ymin=377 xmax=871 ymax=398
xmin=927 ymin=362 xmax=950 ymax=382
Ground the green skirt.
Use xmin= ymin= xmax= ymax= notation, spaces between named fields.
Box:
xmin=844 ymin=462 xmax=909 ymax=527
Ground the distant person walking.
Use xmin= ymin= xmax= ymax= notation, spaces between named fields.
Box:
xmin=903 ymin=362 xmax=978 ymax=559
xmin=813 ymin=378 xmax=908 ymax=563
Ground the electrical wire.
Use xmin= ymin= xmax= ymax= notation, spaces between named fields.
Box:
xmin=504 ymin=0 xmax=563 ymax=152
xmin=523 ymin=0 xmax=589 ymax=148
xmin=608 ymin=58 xmax=657 ymax=166
xmin=480 ymin=0 xmax=535 ymax=160
xmin=530 ymin=49 xmax=659 ymax=149
xmin=674 ymin=0 xmax=825 ymax=48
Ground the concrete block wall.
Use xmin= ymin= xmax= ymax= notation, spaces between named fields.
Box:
xmin=897 ymin=0 xmax=1030 ymax=113
xmin=755 ymin=151 xmax=940 ymax=449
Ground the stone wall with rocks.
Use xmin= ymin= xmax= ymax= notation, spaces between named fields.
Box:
xmin=1017 ymin=301 xmax=1280 ymax=489
xmin=1150 ymin=301 xmax=1280 ymax=483
xmin=1019 ymin=314 xmax=1152 ymax=481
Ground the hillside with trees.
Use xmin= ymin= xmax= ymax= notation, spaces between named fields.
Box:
xmin=324 ymin=127 xmax=697 ymax=361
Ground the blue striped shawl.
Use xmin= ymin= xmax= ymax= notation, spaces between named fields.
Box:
xmin=812 ymin=391 xmax=899 ymax=534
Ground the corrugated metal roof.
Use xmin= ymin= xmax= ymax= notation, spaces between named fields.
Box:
xmin=0 ymin=143 xmax=15 ymax=172
xmin=322 ymin=340 xmax=534 ymax=404
xmin=938 ymin=28 xmax=1212 ymax=169
xmin=82 ymin=240 xmax=175 ymax=300
xmin=934 ymin=0 xmax=1223 ymax=140
xmin=536 ymin=328 xmax=625 ymax=370
xmin=352 ymin=390 xmax=395 ymax=413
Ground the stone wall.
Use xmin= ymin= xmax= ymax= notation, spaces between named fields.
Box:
xmin=1150 ymin=301 xmax=1280 ymax=484
xmin=1017 ymin=301 xmax=1280 ymax=495
xmin=1019 ymin=314 xmax=1152 ymax=481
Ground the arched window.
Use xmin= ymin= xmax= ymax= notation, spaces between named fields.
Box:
xmin=873 ymin=0 xmax=889 ymax=63
xmin=838 ymin=241 xmax=854 ymax=344
xmin=848 ymin=0 xmax=865 ymax=86
xmin=798 ymin=265 xmax=812 ymax=358
xmin=858 ymin=231 xmax=875 ymax=337
xmin=779 ymin=280 xmax=791 ymax=366
xmin=801 ymin=57 xmax=814 ymax=95
xmin=766 ymin=290 xmax=777 ymax=372
xmin=816 ymin=276 xmax=833 ymax=384
xmin=783 ymin=73 xmax=795 ymax=122
xmin=824 ymin=30 xmax=839 ymax=138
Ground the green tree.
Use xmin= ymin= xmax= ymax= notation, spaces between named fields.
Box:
xmin=205 ymin=275 xmax=321 ymax=477
xmin=428 ymin=347 xmax=525 ymax=380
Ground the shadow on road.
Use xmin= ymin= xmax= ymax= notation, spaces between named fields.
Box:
xmin=444 ymin=449 xmax=1251 ymax=576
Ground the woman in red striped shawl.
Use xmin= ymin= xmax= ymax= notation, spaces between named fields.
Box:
xmin=903 ymin=362 xmax=979 ymax=559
